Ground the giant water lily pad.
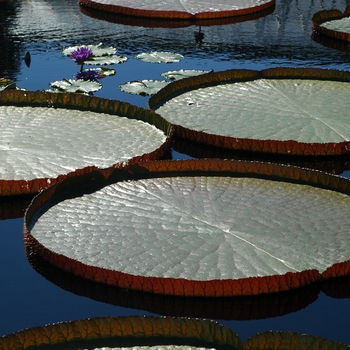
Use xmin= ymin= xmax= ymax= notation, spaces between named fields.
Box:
xmin=0 ymin=90 xmax=172 ymax=196
xmin=25 ymin=159 xmax=350 ymax=297
xmin=0 ymin=316 xmax=241 ymax=350
xmin=1 ymin=315 xmax=347 ymax=349
xmin=78 ymin=0 xmax=275 ymax=20
xmin=149 ymin=67 xmax=350 ymax=157
xmin=312 ymin=7 xmax=350 ymax=42
xmin=79 ymin=1 xmax=275 ymax=28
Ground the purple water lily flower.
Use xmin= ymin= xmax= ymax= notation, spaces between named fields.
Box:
xmin=70 ymin=46 xmax=93 ymax=64
xmin=74 ymin=69 xmax=101 ymax=82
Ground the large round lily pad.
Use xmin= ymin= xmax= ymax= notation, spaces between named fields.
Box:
xmin=312 ymin=7 xmax=350 ymax=42
xmin=25 ymin=159 xmax=350 ymax=297
xmin=0 ymin=90 xmax=172 ymax=196
xmin=79 ymin=1 xmax=275 ymax=28
xmin=1 ymin=315 xmax=347 ymax=350
xmin=149 ymin=67 xmax=350 ymax=157
xmin=78 ymin=0 xmax=275 ymax=20
xmin=0 ymin=316 xmax=241 ymax=350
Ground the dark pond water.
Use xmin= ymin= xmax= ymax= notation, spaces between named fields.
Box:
xmin=1 ymin=0 xmax=350 ymax=346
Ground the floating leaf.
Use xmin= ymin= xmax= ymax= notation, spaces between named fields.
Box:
xmin=25 ymin=159 xmax=350 ymax=297
xmin=120 ymin=80 xmax=169 ymax=96
xmin=0 ymin=77 xmax=11 ymax=86
xmin=0 ymin=315 xmax=348 ymax=349
xmin=149 ymin=67 xmax=350 ymax=157
xmin=0 ymin=90 xmax=171 ymax=196
xmin=162 ymin=69 xmax=213 ymax=81
xmin=78 ymin=0 xmax=276 ymax=20
xmin=84 ymin=54 xmax=128 ymax=65
xmin=0 ymin=83 xmax=17 ymax=91
xmin=49 ymin=78 xmax=102 ymax=93
xmin=98 ymin=66 xmax=117 ymax=76
xmin=62 ymin=42 xmax=117 ymax=57
xmin=79 ymin=0 xmax=275 ymax=28
xmin=136 ymin=51 xmax=184 ymax=63
xmin=312 ymin=7 xmax=350 ymax=42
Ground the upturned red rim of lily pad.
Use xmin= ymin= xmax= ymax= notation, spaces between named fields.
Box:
xmin=0 ymin=90 xmax=172 ymax=196
xmin=78 ymin=0 xmax=276 ymax=20
xmin=24 ymin=159 xmax=350 ymax=297
xmin=79 ymin=0 xmax=275 ymax=27
xmin=2 ymin=315 xmax=348 ymax=349
xmin=312 ymin=7 xmax=350 ymax=42
xmin=0 ymin=315 xmax=241 ymax=350
xmin=25 ymin=243 xmax=330 ymax=320
xmin=149 ymin=67 xmax=350 ymax=157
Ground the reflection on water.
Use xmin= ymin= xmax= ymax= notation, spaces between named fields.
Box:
xmin=0 ymin=0 xmax=350 ymax=345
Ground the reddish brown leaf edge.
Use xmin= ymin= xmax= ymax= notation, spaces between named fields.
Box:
xmin=24 ymin=159 xmax=350 ymax=298
xmin=79 ymin=1 xmax=275 ymax=28
xmin=149 ymin=67 xmax=350 ymax=157
xmin=0 ymin=315 xmax=348 ymax=350
xmin=312 ymin=7 xmax=350 ymax=42
xmin=0 ymin=90 xmax=173 ymax=197
xmin=78 ymin=0 xmax=275 ymax=20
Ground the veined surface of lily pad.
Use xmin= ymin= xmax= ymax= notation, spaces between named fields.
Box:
xmin=312 ymin=7 xmax=350 ymax=42
xmin=322 ymin=16 xmax=350 ymax=32
xmin=25 ymin=159 xmax=350 ymax=296
xmin=0 ymin=90 xmax=171 ymax=196
xmin=149 ymin=67 xmax=350 ymax=156
xmin=78 ymin=0 xmax=275 ymax=20
xmin=162 ymin=70 xmax=213 ymax=81
xmin=136 ymin=52 xmax=184 ymax=63
xmin=120 ymin=80 xmax=170 ymax=96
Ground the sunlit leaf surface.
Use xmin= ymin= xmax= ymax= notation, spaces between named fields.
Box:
xmin=120 ymin=80 xmax=169 ymax=96
xmin=150 ymin=68 xmax=350 ymax=156
xmin=322 ymin=16 xmax=350 ymax=32
xmin=0 ymin=91 xmax=171 ymax=196
xmin=26 ymin=159 xmax=350 ymax=296
xmin=312 ymin=7 xmax=350 ymax=42
xmin=49 ymin=79 xmax=102 ymax=93
xmin=155 ymin=79 xmax=350 ymax=143
xmin=84 ymin=54 xmax=128 ymax=65
xmin=0 ymin=106 xmax=165 ymax=181
xmin=136 ymin=52 xmax=184 ymax=63
xmin=62 ymin=42 xmax=117 ymax=56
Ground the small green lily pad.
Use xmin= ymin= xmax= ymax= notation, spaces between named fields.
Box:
xmin=62 ymin=42 xmax=117 ymax=57
xmin=120 ymin=80 xmax=169 ymax=96
xmin=136 ymin=51 xmax=184 ymax=63
xmin=162 ymin=69 xmax=213 ymax=81
xmin=49 ymin=79 xmax=102 ymax=93
xmin=80 ymin=67 xmax=116 ymax=77
xmin=84 ymin=55 xmax=128 ymax=65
